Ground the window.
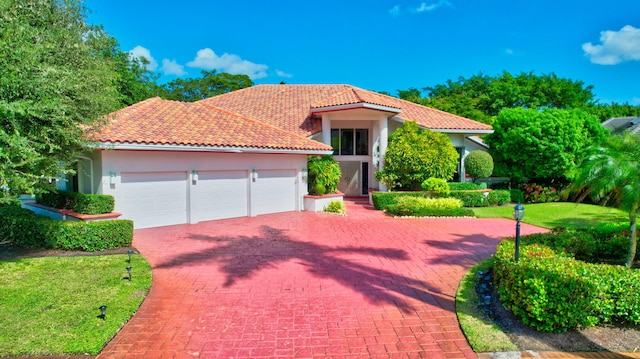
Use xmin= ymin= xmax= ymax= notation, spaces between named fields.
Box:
xmin=331 ymin=128 xmax=368 ymax=156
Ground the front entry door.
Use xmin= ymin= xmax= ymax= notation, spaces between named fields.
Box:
xmin=338 ymin=161 xmax=360 ymax=196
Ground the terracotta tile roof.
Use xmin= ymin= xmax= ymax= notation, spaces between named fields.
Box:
xmin=96 ymin=97 xmax=332 ymax=152
xmin=199 ymin=84 xmax=492 ymax=136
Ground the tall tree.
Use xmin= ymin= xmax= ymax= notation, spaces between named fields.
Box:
xmin=568 ymin=132 xmax=640 ymax=267
xmin=398 ymin=71 xmax=598 ymax=125
xmin=0 ymin=0 xmax=121 ymax=202
xmin=160 ymin=70 xmax=253 ymax=102
xmin=485 ymin=108 xmax=608 ymax=182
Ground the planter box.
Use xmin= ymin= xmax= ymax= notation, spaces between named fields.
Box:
xmin=24 ymin=203 xmax=121 ymax=222
xmin=303 ymin=192 xmax=344 ymax=212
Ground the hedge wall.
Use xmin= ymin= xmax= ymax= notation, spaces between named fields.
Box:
xmin=37 ymin=192 xmax=115 ymax=215
xmin=0 ymin=206 xmax=133 ymax=251
xmin=493 ymin=225 xmax=640 ymax=332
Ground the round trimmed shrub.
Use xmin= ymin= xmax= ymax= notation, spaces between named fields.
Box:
xmin=465 ymin=150 xmax=494 ymax=182
xmin=421 ymin=177 xmax=450 ymax=196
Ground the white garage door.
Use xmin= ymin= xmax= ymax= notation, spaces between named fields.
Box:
xmin=254 ymin=170 xmax=297 ymax=215
xmin=118 ymin=172 xmax=188 ymax=229
xmin=195 ymin=170 xmax=248 ymax=222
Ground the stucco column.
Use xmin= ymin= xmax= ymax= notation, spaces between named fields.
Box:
xmin=322 ymin=115 xmax=331 ymax=146
xmin=379 ymin=117 xmax=388 ymax=192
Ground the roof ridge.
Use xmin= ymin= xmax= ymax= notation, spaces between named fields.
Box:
xmin=195 ymin=102 xmax=331 ymax=149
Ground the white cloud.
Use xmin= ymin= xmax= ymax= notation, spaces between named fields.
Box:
xmin=389 ymin=5 xmax=401 ymax=16
xmin=276 ymin=70 xmax=293 ymax=78
xmin=129 ymin=46 xmax=158 ymax=71
xmin=505 ymin=48 xmax=514 ymax=55
xmin=161 ymin=59 xmax=186 ymax=76
xmin=186 ymin=48 xmax=268 ymax=79
xmin=582 ymin=25 xmax=640 ymax=65
xmin=414 ymin=0 xmax=452 ymax=13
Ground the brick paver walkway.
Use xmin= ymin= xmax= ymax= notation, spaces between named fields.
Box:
xmin=98 ymin=199 xmax=547 ymax=359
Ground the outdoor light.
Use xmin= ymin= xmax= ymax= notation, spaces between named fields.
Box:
xmin=301 ymin=168 xmax=308 ymax=182
xmin=109 ymin=172 xmax=116 ymax=185
xmin=192 ymin=170 xmax=198 ymax=183
xmin=99 ymin=305 xmax=107 ymax=319
xmin=126 ymin=266 xmax=132 ymax=281
xmin=512 ymin=202 xmax=525 ymax=262
xmin=127 ymin=249 xmax=133 ymax=263
xmin=252 ymin=169 xmax=258 ymax=182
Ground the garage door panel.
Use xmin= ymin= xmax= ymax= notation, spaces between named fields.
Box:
xmin=196 ymin=170 xmax=248 ymax=222
xmin=118 ymin=171 xmax=188 ymax=229
xmin=254 ymin=170 xmax=296 ymax=215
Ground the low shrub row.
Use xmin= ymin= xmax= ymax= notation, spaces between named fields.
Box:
xmin=0 ymin=206 xmax=133 ymax=251
xmin=37 ymin=192 xmax=115 ymax=215
xmin=493 ymin=227 xmax=639 ymax=333
xmin=448 ymin=182 xmax=487 ymax=191
xmin=387 ymin=196 xmax=463 ymax=216
xmin=372 ymin=189 xmax=513 ymax=210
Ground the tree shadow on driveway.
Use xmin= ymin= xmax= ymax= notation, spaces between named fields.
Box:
xmin=154 ymin=225 xmax=455 ymax=314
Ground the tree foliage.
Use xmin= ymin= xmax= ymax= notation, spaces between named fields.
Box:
xmin=397 ymin=71 xmax=611 ymax=125
xmin=464 ymin=150 xmax=494 ymax=182
xmin=485 ymin=108 xmax=607 ymax=182
xmin=307 ymin=155 xmax=341 ymax=195
xmin=568 ymin=132 xmax=640 ymax=267
xmin=160 ymin=70 xmax=253 ymax=102
xmin=0 ymin=0 xmax=123 ymax=201
xmin=375 ymin=121 xmax=459 ymax=190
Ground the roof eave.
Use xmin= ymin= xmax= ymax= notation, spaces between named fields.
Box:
xmin=93 ymin=142 xmax=333 ymax=155
xmin=310 ymin=102 xmax=402 ymax=115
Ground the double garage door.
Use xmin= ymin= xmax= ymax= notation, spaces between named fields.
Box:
xmin=118 ymin=170 xmax=297 ymax=229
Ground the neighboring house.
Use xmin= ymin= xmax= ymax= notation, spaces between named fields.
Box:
xmin=602 ymin=116 xmax=640 ymax=135
xmin=72 ymin=84 xmax=492 ymax=229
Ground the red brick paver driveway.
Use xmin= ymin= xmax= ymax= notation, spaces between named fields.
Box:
xmin=98 ymin=200 xmax=546 ymax=359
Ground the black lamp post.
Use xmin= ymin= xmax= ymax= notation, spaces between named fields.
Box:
xmin=99 ymin=305 xmax=107 ymax=319
xmin=512 ymin=202 xmax=525 ymax=262
xmin=127 ymin=249 xmax=133 ymax=263
xmin=126 ymin=266 xmax=132 ymax=281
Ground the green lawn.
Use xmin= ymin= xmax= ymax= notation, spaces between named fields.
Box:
xmin=472 ymin=202 xmax=628 ymax=229
xmin=0 ymin=254 xmax=152 ymax=356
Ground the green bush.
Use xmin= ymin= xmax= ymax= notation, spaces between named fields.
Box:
xmin=0 ymin=206 xmax=133 ymax=251
xmin=449 ymin=190 xmax=489 ymax=207
xmin=308 ymin=155 xmax=341 ymax=195
xmin=325 ymin=200 xmax=346 ymax=214
xmin=510 ymin=189 xmax=524 ymax=203
xmin=464 ymin=150 xmax=494 ymax=182
xmin=386 ymin=196 xmax=465 ymax=217
xmin=449 ymin=182 xmax=483 ymax=191
xmin=522 ymin=183 xmax=562 ymax=203
xmin=374 ymin=121 xmax=459 ymax=190
xmin=488 ymin=190 xmax=511 ymax=206
xmin=371 ymin=191 xmax=428 ymax=210
xmin=71 ymin=193 xmax=114 ymax=215
xmin=493 ymin=228 xmax=640 ymax=332
xmin=421 ymin=177 xmax=450 ymax=196
xmin=36 ymin=191 xmax=115 ymax=214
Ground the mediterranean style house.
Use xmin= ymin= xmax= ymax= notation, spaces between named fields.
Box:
xmin=67 ymin=84 xmax=492 ymax=228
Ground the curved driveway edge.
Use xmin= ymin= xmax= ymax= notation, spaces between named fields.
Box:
xmin=98 ymin=201 xmax=546 ymax=359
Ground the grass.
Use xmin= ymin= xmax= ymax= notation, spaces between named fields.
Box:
xmin=0 ymin=253 xmax=152 ymax=356
xmin=472 ymin=202 xmax=627 ymax=229
xmin=456 ymin=259 xmax=517 ymax=352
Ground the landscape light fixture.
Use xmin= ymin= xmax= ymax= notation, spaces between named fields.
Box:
xmin=127 ymin=249 xmax=133 ymax=263
xmin=126 ymin=266 xmax=132 ymax=281
xmin=512 ymin=202 xmax=525 ymax=262
xmin=99 ymin=305 xmax=107 ymax=319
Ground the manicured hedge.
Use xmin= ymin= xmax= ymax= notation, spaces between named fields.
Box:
xmin=371 ymin=191 xmax=429 ymax=210
xmin=37 ymin=192 xmax=114 ymax=215
xmin=0 ymin=206 xmax=133 ymax=251
xmin=387 ymin=196 xmax=463 ymax=216
xmin=488 ymin=190 xmax=511 ymax=206
xmin=493 ymin=225 xmax=640 ymax=333
xmin=449 ymin=182 xmax=484 ymax=191
xmin=449 ymin=190 xmax=489 ymax=207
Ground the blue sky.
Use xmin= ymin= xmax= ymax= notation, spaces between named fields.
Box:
xmin=86 ymin=0 xmax=640 ymax=104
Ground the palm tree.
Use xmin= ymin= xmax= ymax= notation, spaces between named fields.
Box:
xmin=569 ymin=132 xmax=640 ymax=268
